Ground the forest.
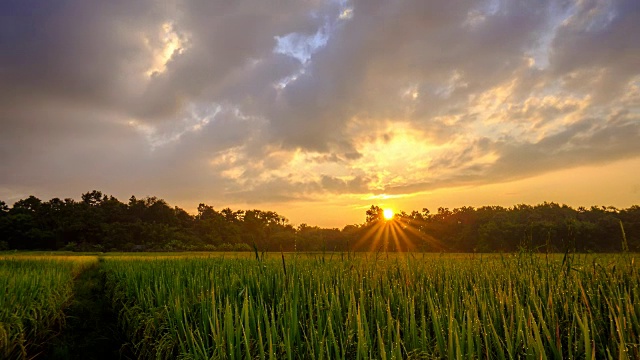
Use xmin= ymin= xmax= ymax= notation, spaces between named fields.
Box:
xmin=1 ymin=190 xmax=638 ymax=253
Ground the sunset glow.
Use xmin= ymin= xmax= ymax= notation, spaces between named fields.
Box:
xmin=1 ymin=3 xmax=639 ymax=358
xmin=0 ymin=0 xmax=637 ymax=227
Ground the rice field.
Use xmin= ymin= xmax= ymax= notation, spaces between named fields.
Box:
xmin=0 ymin=255 xmax=98 ymax=358
xmin=1 ymin=252 xmax=639 ymax=359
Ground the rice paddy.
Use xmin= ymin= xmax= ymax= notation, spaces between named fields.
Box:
xmin=0 ymin=255 xmax=98 ymax=358
xmin=1 ymin=252 xmax=639 ymax=359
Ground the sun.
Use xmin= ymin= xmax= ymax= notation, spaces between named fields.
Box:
xmin=383 ymin=208 xmax=394 ymax=220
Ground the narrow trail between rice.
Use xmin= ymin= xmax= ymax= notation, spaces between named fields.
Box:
xmin=41 ymin=259 xmax=133 ymax=360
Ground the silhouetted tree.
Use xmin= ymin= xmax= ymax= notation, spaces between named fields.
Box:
xmin=0 ymin=191 xmax=638 ymax=253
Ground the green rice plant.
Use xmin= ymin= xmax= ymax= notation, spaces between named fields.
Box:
xmin=0 ymin=256 xmax=97 ymax=358
xmin=102 ymin=253 xmax=640 ymax=359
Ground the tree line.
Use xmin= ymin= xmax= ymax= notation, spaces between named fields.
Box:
xmin=0 ymin=190 xmax=638 ymax=252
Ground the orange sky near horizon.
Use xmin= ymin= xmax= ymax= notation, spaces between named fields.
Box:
xmin=182 ymin=156 xmax=639 ymax=229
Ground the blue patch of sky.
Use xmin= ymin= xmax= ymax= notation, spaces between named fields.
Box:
xmin=530 ymin=1 xmax=617 ymax=70
xmin=528 ymin=3 xmax=575 ymax=70
xmin=272 ymin=0 xmax=353 ymax=88
xmin=274 ymin=27 xmax=330 ymax=65
xmin=141 ymin=103 xmax=222 ymax=149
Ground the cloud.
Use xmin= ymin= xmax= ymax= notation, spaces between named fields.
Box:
xmin=0 ymin=0 xmax=638 ymax=212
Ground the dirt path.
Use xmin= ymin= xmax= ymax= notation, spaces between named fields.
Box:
xmin=42 ymin=261 xmax=133 ymax=359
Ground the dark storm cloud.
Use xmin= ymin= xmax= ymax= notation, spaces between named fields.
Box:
xmin=0 ymin=104 xmax=151 ymax=202
xmin=0 ymin=0 xmax=162 ymax=112
xmin=0 ymin=0 xmax=638 ymax=205
xmin=546 ymin=0 xmax=640 ymax=106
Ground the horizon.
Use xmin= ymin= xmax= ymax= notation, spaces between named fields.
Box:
xmin=3 ymin=185 xmax=638 ymax=230
xmin=1 ymin=0 xmax=639 ymax=229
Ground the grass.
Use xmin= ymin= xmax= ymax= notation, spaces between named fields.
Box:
xmin=45 ymin=259 xmax=134 ymax=360
xmin=99 ymin=252 xmax=639 ymax=359
xmin=1 ymin=252 xmax=638 ymax=359
xmin=0 ymin=256 xmax=97 ymax=358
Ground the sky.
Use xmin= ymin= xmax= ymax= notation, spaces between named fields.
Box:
xmin=1 ymin=0 xmax=639 ymax=228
